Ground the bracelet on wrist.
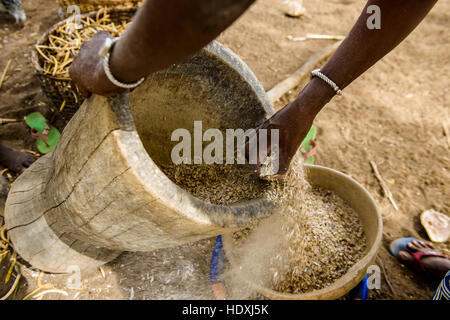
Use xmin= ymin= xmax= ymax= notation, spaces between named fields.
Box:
xmin=310 ymin=69 xmax=342 ymax=96
xmin=98 ymin=37 xmax=145 ymax=90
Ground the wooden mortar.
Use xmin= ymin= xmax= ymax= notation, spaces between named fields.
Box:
xmin=4 ymin=41 xmax=275 ymax=273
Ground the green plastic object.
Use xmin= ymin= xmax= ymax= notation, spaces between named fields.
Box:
xmin=301 ymin=124 xmax=316 ymax=164
xmin=25 ymin=112 xmax=60 ymax=154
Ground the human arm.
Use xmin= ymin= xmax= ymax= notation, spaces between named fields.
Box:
xmin=69 ymin=0 xmax=255 ymax=96
xmin=258 ymin=0 xmax=438 ymax=176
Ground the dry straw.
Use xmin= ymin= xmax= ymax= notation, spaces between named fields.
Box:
xmin=0 ymin=59 xmax=12 ymax=90
xmin=58 ymin=0 xmax=141 ymax=15
xmin=35 ymin=8 xmax=130 ymax=80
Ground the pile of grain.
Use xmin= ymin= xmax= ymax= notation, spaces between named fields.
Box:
xmin=160 ymin=156 xmax=366 ymax=295
xmin=229 ymin=157 xmax=367 ymax=295
xmin=269 ymin=187 xmax=366 ymax=293
xmin=160 ymin=163 xmax=273 ymax=206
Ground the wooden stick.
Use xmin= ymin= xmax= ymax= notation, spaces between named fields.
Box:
xmin=0 ymin=59 xmax=12 ymax=90
xmin=376 ymin=257 xmax=396 ymax=295
xmin=370 ymin=161 xmax=399 ymax=211
xmin=443 ymin=121 xmax=450 ymax=149
xmin=0 ymin=118 xmax=20 ymax=125
xmin=267 ymin=41 xmax=342 ymax=103
xmin=287 ymin=34 xmax=345 ymax=41
xmin=99 ymin=266 xmax=106 ymax=279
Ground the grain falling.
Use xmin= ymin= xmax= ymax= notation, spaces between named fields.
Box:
xmin=160 ymin=154 xmax=367 ymax=295
xmin=228 ymin=156 xmax=367 ymax=296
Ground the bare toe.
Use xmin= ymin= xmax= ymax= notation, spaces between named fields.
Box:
xmin=424 ymin=241 xmax=435 ymax=249
xmin=398 ymin=250 xmax=414 ymax=265
xmin=415 ymin=240 xmax=427 ymax=249
xmin=400 ymin=240 xmax=450 ymax=280
xmin=407 ymin=241 xmax=421 ymax=251
xmin=416 ymin=240 xmax=434 ymax=250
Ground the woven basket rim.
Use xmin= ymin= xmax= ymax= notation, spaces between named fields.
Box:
xmin=32 ymin=6 xmax=137 ymax=81
xmin=58 ymin=0 xmax=141 ymax=6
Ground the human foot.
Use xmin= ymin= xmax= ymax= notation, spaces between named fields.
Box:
xmin=0 ymin=143 xmax=35 ymax=173
xmin=395 ymin=239 xmax=450 ymax=280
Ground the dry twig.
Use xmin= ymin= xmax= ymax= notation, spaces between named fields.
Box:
xmin=443 ymin=121 xmax=450 ymax=149
xmin=0 ymin=118 xmax=20 ymax=125
xmin=376 ymin=257 xmax=396 ymax=295
xmin=287 ymin=34 xmax=345 ymax=41
xmin=369 ymin=161 xmax=399 ymax=211
xmin=0 ymin=273 xmax=21 ymax=300
xmin=0 ymin=59 xmax=12 ymax=89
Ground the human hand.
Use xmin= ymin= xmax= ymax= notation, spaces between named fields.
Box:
xmin=247 ymin=99 xmax=316 ymax=178
xmin=69 ymin=31 xmax=126 ymax=98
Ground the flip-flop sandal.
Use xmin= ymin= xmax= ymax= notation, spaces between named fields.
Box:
xmin=25 ymin=112 xmax=60 ymax=154
xmin=300 ymin=124 xmax=317 ymax=164
xmin=390 ymin=237 xmax=449 ymax=273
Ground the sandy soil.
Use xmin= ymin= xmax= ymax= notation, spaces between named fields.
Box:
xmin=0 ymin=0 xmax=449 ymax=300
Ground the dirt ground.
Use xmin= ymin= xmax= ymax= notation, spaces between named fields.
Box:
xmin=0 ymin=0 xmax=449 ymax=300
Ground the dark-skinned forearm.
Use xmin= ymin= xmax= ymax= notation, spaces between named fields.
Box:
xmin=110 ymin=0 xmax=255 ymax=83
xmin=294 ymin=0 xmax=437 ymax=115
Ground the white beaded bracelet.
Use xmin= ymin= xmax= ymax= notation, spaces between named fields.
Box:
xmin=98 ymin=37 xmax=145 ymax=90
xmin=311 ymin=69 xmax=342 ymax=96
